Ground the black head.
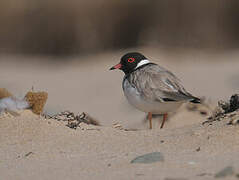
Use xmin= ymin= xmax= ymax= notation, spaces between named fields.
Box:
xmin=110 ymin=52 xmax=148 ymax=74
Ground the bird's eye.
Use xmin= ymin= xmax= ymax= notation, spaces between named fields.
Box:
xmin=128 ymin=58 xmax=135 ymax=63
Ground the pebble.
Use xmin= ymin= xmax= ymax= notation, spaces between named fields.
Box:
xmin=215 ymin=166 xmax=234 ymax=178
xmin=131 ymin=152 xmax=164 ymax=164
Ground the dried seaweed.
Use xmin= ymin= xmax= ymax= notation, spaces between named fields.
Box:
xmin=46 ymin=111 xmax=100 ymax=129
xmin=203 ymin=94 xmax=239 ymax=125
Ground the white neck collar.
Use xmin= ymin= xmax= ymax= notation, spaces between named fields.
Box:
xmin=135 ymin=59 xmax=150 ymax=69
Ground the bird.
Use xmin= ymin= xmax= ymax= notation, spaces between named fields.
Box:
xmin=110 ymin=52 xmax=200 ymax=129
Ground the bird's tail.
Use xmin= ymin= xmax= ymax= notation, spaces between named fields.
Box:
xmin=190 ymin=97 xmax=201 ymax=104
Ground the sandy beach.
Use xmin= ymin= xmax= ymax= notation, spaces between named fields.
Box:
xmin=1 ymin=108 xmax=239 ymax=180
xmin=1 ymin=47 xmax=239 ymax=179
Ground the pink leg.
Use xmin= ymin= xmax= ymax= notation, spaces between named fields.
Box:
xmin=148 ymin=112 xmax=152 ymax=129
xmin=160 ymin=113 xmax=168 ymax=129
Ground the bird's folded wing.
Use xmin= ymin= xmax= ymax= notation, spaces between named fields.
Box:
xmin=131 ymin=65 xmax=195 ymax=102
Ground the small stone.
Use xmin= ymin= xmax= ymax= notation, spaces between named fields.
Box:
xmin=196 ymin=147 xmax=200 ymax=152
xmin=229 ymin=94 xmax=239 ymax=112
xmin=215 ymin=166 xmax=234 ymax=178
xmin=200 ymin=110 xmax=208 ymax=115
xmin=131 ymin=152 xmax=164 ymax=164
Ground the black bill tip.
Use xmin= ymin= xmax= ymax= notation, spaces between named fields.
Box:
xmin=109 ymin=63 xmax=122 ymax=71
xmin=109 ymin=66 xmax=116 ymax=70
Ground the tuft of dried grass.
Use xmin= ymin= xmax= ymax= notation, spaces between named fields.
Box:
xmin=25 ymin=91 xmax=48 ymax=115
xmin=0 ymin=88 xmax=13 ymax=99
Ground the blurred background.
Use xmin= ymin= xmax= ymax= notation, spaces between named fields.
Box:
xmin=0 ymin=0 xmax=239 ymax=128
xmin=0 ymin=0 xmax=239 ymax=55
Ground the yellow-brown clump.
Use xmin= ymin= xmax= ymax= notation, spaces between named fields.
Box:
xmin=0 ymin=88 xmax=13 ymax=99
xmin=25 ymin=91 xmax=48 ymax=115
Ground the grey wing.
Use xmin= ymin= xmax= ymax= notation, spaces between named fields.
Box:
xmin=130 ymin=64 xmax=196 ymax=102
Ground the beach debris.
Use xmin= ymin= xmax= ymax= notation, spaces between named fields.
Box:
xmin=196 ymin=147 xmax=200 ymax=152
xmin=25 ymin=91 xmax=48 ymax=115
xmin=203 ymin=94 xmax=239 ymax=125
xmin=131 ymin=152 xmax=164 ymax=164
xmin=228 ymin=94 xmax=239 ymax=112
xmin=215 ymin=166 xmax=234 ymax=178
xmin=46 ymin=111 xmax=100 ymax=129
xmin=0 ymin=97 xmax=30 ymax=114
xmin=112 ymin=122 xmax=124 ymax=130
xmin=0 ymin=88 xmax=48 ymax=115
xmin=68 ymin=112 xmax=100 ymax=128
xmin=48 ymin=111 xmax=75 ymax=121
xmin=25 ymin=152 xmax=33 ymax=157
xmin=0 ymin=88 xmax=13 ymax=99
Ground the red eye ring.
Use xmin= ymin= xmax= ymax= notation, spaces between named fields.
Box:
xmin=128 ymin=58 xmax=135 ymax=63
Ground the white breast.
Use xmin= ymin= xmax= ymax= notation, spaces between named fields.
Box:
xmin=123 ymin=78 xmax=183 ymax=114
